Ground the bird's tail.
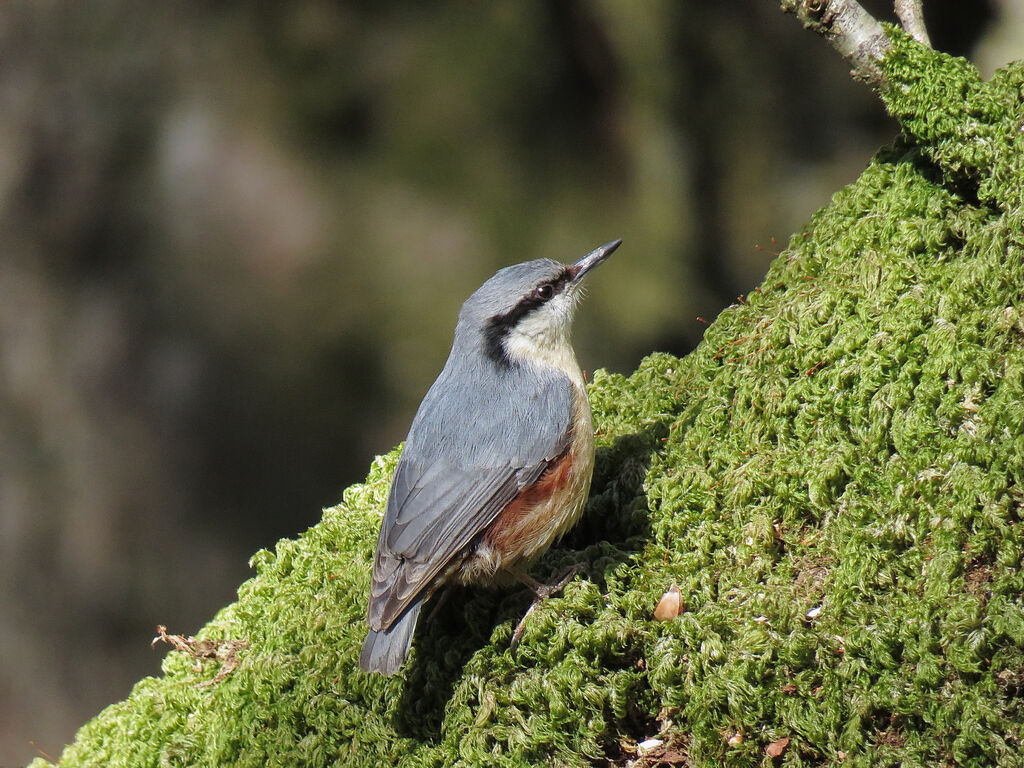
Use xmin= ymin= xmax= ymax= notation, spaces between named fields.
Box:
xmin=359 ymin=602 xmax=422 ymax=675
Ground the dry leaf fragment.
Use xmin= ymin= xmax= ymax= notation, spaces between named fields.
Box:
xmin=727 ymin=731 xmax=744 ymax=746
xmin=152 ymin=624 xmax=249 ymax=687
xmin=766 ymin=736 xmax=790 ymax=758
xmin=654 ymin=584 xmax=683 ymax=621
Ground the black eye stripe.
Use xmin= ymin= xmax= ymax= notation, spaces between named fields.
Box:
xmin=482 ymin=267 xmax=574 ymax=366
xmin=534 ymin=269 xmax=573 ymax=302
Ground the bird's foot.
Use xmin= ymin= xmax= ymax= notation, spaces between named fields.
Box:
xmin=532 ymin=564 xmax=581 ymax=600
xmin=509 ymin=565 xmax=580 ymax=653
xmin=423 ymin=587 xmax=452 ymax=624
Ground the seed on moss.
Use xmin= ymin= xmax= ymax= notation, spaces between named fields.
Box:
xmin=653 ymin=584 xmax=683 ymax=621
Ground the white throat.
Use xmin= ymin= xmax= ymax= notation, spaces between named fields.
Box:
xmin=500 ymin=293 xmax=585 ymax=388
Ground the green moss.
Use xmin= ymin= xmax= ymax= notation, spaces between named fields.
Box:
xmin=881 ymin=27 xmax=1024 ymax=216
xmin=36 ymin=38 xmax=1024 ymax=768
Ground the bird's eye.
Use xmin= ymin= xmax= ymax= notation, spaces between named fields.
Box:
xmin=535 ymin=283 xmax=555 ymax=300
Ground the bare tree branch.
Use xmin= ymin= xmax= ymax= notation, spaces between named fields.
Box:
xmin=894 ymin=0 xmax=932 ymax=47
xmin=778 ymin=0 xmax=892 ymax=85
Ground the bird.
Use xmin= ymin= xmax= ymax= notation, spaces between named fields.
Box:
xmin=359 ymin=239 xmax=621 ymax=675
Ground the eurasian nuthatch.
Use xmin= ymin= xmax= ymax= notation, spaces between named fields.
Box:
xmin=360 ymin=239 xmax=621 ymax=675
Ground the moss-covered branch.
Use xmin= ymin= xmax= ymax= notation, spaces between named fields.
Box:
xmin=35 ymin=30 xmax=1024 ymax=768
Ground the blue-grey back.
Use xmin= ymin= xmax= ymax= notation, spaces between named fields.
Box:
xmin=405 ymin=334 xmax=574 ymax=468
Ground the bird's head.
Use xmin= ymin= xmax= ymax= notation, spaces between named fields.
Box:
xmin=456 ymin=240 xmax=621 ymax=373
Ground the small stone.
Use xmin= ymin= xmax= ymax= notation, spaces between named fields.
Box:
xmin=637 ymin=738 xmax=663 ymax=754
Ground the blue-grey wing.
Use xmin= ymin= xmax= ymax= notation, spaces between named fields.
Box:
xmin=367 ymin=361 xmax=575 ymax=631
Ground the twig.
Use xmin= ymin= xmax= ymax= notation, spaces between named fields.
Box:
xmin=779 ymin=0 xmax=935 ymax=87
xmin=778 ymin=0 xmax=891 ymax=85
xmin=894 ymin=0 xmax=932 ymax=48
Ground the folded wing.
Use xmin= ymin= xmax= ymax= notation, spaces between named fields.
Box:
xmin=367 ymin=360 xmax=575 ymax=632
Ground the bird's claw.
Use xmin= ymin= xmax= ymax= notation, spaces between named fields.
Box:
xmin=509 ymin=564 xmax=581 ymax=653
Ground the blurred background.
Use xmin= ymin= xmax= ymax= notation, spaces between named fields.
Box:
xmin=0 ymin=0 xmax=1013 ymax=763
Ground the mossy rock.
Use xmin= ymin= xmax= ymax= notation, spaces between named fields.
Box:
xmin=36 ymin=35 xmax=1024 ymax=768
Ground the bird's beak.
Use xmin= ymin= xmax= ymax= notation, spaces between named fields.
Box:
xmin=570 ymin=239 xmax=622 ymax=284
